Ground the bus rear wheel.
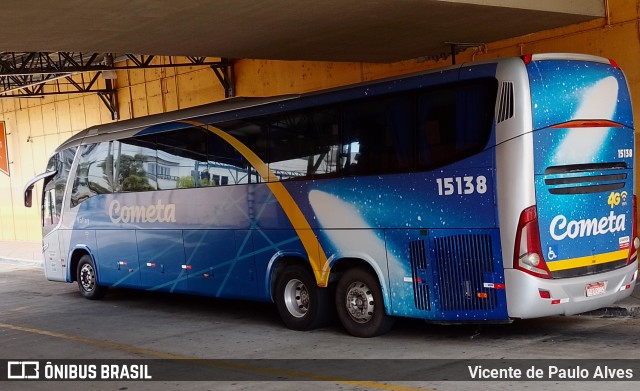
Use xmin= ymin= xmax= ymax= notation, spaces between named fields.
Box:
xmin=275 ymin=264 xmax=330 ymax=331
xmin=77 ymin=255 xmax=107 ymax=300
xmin=335 ymin=267 xmax=395 ymax=337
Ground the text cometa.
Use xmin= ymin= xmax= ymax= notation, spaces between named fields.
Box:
xmin=108 ymin=199 xmax=176 ymax=224
xmin=549 ymin=211 xmax=625 ymax=241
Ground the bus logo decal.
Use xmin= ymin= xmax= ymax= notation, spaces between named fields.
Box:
xmin=607 ymin=191 xmax=628 ymax=209
xmin=549 ymin=211 xmax=626 ymax=241
xmin=108 ymin=199 xmax=176 ymax=224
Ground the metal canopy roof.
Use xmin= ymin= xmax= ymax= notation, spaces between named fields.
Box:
xmin=0 ymin=0 xmax=606 ymax=118
xmin=1 ymin=0 xmax=604 ymax=63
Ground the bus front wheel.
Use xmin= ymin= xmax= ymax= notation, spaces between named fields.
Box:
xmin=275 ymin=264 xmax=330 ymax=331
xmin=335 ymin=267 xmax=395 ymax=337
xmin=76 ymin=255 xmax=107 ymax=300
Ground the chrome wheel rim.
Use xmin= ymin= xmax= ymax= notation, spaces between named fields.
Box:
xmin=79 ymin=263 xmax=96 ymax=292
xmin=345 ymin=281 xmax=374 ymax=323
xmin=283 ymin=278 xmax=309 ymax=318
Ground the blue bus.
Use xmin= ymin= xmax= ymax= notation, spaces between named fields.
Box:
xmin=25 ymin=53 xmax=638 ymax=337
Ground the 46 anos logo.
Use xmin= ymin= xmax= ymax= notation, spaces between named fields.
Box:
xmin=607 ymin=191 xmax=628 ymax=209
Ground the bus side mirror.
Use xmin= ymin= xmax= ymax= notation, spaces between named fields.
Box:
xmin=24 ymin=170 xmax=56 ymax=208
xmin=24 ymin=185 xmax=33 ymax=208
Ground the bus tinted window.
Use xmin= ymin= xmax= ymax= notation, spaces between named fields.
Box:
xmin=43 ymin=147 xmax=76 ymax=234
xmin=343 ymin=95 xmax=415 ymax=175
xmin=117 ymin=138 xmax=157 ymax=192
xmin=206 ymin=131 xmax=251 ymax=185
xmin=72 ymin=138 xmax=158 ymax=206
xmin=417 ymin=80 xmax=496 ymax=169
xmin=215 ymin=119 xmax=268 ymax=184
xmin=155 ymin=128 xmax=209 ymax=189
xmin=70 ymin=79 xmax=496 ymax=207
xmin=268 ymin=108 xmax=341 ymax=180
xmin=71 ymin=143 xmax=114 ymax=207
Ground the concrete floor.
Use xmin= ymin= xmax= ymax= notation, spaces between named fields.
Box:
xmin=0 ymin=263 xmax=639 ymax=391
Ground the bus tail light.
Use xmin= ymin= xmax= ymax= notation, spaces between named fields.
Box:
xmin=549 ymin=120 xmax=623 ymax=129
xmin=627 ymin=195 xmax=638 ymax=265
xmin=514 ymin=206 xmax=552 ymax=279
xmin=538 ymin=289 xmax=551 ymax=299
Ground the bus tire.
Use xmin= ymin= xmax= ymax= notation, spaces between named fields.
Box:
xmin=335 ymin=267 xmax=395 ymax=337
xmin=76 ymin=255 xmax=107 ymax=300
xmin=275 ymin=264 xmax=329 ymax=331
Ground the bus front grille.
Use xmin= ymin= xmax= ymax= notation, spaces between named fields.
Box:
xmin=432 ymin=234 xmax=497 ymax=312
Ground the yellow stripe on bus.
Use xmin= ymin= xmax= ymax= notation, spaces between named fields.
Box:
xmin=180 ymin=120 xmax=331 ymax=286
xmin=547 ymin=249 xmax=628 ymax=272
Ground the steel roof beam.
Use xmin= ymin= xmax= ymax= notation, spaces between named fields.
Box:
xmin=0 ymin=52 xmax=235 ymax=118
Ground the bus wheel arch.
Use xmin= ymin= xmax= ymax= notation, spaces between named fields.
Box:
xmin=331 ymin=259 xmax=395 ymax=337
xmin=75 ymin=253 xmax=108 ymax=300
xmin=329 ymin=257 xmax=391 ymax=311
xmin=69 ymin=249 xmax=91 ymax=283
xmin=272 ymin=258 xmax=331 ymax=330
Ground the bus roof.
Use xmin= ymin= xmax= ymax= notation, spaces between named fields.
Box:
xmin=56 ymin=53 xmax=617 ymax=153
xmin=57 ymin=95 xmax=299 ymax=151
xmin=55 ymin=60 xmax=477 ymax=152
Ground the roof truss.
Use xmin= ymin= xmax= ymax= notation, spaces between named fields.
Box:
xmin=0 ymin=52 xmax=235 ymax=120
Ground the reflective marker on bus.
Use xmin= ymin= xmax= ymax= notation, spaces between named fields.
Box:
xmin=25 ymin=53 xmax=638 ymax=337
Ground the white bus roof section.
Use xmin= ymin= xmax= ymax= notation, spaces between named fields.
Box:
xmin=0 ymin=0 xmax=604 ymax=63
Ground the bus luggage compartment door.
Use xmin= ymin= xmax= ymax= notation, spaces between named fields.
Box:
xmin=137 ymin=230 xmax=189 ymax=293
xmin=387 ymin=229 xmax=508 ymax=321
xmin=183 ymin=229 xmax=258 ymax=299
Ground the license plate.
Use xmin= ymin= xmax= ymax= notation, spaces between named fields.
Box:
xmin=586 ymin=281 xmax=607 ymax=297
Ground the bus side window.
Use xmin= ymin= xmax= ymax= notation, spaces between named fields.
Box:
xmin=342 ymin=95 xmax=414 ymax=175
xmin=212 ymin=119 xmax=268 ymax=184
xmin=115 ymin=138 xmax=157 ymax=192
xmin=206 ymin=134 xmax=248 ymax=186
xmin=267 ymin=108 xmax=340 ymax=180
xmin=155 ymin=127 xmax=208 ymax=189
xmin=417 ymin=80 xmax=495 ymax=169
xmin=71 ymin=143 xmax=114 ymax=207
xmin=42 ymin=179 xmax=58 ymax=233
xmin=43 ymin=147 xmax=76 ymax=233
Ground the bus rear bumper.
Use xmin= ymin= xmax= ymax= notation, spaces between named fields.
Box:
xmin=504 ymin=260 xmax=638 ymax=319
